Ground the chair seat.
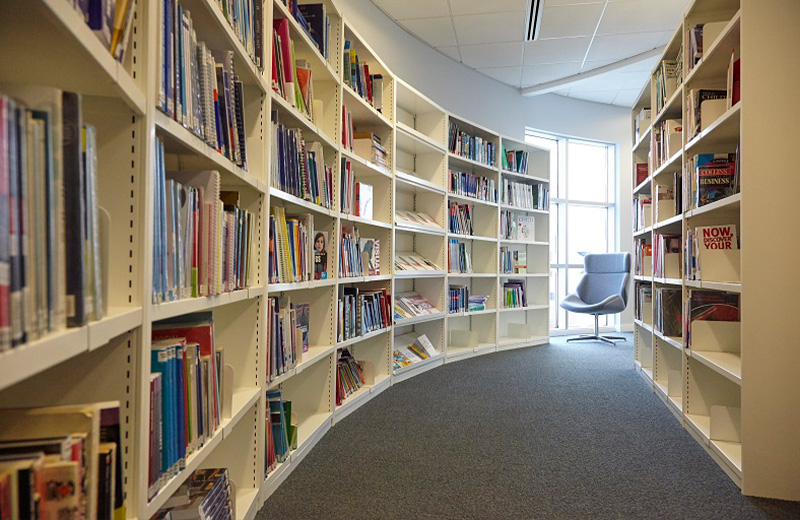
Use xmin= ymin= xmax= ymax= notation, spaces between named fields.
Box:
xmin=560 ymin=292 xmax=626 ymax=315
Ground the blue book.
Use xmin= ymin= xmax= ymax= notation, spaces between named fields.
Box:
xmin=88 ymin=0 xmax=114 ymax=47
xmin=151 ymin=340 xmax=175 ymax=475
xmin=165 ymin=0 xmax=175 ymax=117
xmin=175 ymin=343 xmax=186 ymax=466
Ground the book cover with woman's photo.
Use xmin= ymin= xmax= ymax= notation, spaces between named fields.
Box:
xmin=314 ymin=231 xmax=328 ymax=279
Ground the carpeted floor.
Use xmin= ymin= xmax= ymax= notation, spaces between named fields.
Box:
xmin=257 ymin=336 xmax=800 ymax=519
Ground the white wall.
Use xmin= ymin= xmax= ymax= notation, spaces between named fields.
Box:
xmin=338 ymin=0 xmax=635 ymax=330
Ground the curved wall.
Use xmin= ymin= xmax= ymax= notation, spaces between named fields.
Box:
xmin=338 ymin=0 xmax=635 ymax=329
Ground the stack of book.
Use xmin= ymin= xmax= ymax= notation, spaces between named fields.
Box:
xmin=271 ymin=114 xmax=334 ymax=209
xmin=0 ymin=402 xmax=125 ymax=520
xmin=502 ymin=280 xmax=527 ymax=309
xmin=501 ymin=179 xmax=549 ymax=210
xmin=634 ymin=282 xmax=652 ymax=322
xmin=449 ymin=170 xmax=497 ymax=202
xmin=448 ymin=122 xmax=496 ymax=166
xmin=0 ymin=88 xmax=105 ymax=350
xmin=267 ymin=295 xmax=308 ymax=380
xmin=150 ymin=313 xmax=223 ymax=498
xmin=395 ymin=210 xmax=441 ymax=231
xmin=447 ymin=286 xmax=489 ymax=314
xmin=502 ymin=149 xmax=529 ymax=174
xmin=448 ymin=239 xmax=473 ymax=274
xmin=153 ymin=467 xmax=235 ymax=519
xmin=653 ymin=60 xmax=679 ymax=113
xmin=634 ymin=107 xmax=651 ymax=142
xmin=341 ymin=105 xmax=354 ymax=150
xmin=273 ymin=18 xmax=315 ymax=122
xmin=634 ymin=238 xmax=652 ymax=276
xmin=287 ymin=2 xmax=331 ymax=61
xmin=654 ymin=286 xmax=682 ymax=337
xmin=159 ymin=10 xmax=248 ymax=169
xmin=685 ymin=151 xmax=739 ymax=210
xmin=500 ymin=211 xmax=536 ymax=242
xmin=653 ymin=233 xmax=681 ymax=278
xmin=337 ymin=286 xmax=391 ymax=342
xmin=392 ymin=333 xmax=438 ymax=370
xmin=339 ymin=225 xmax=364 ymax=278
xmin=73 ymin=0 xmax=138 ymax=63
xmin=395 ymin=253 xmax=441 ymax=273
xmin=687 ymin=89 xmax=727 ymax=140
xmin=448 ymin=202 xmax=473 ymax=236
xmin=684 ymin=290 xmax=739 ymax=347
xmin=353 ymin=132 xmax=388 ymax=170
xmin=336 ymin=349 xmax=365 ymax=405
xmin=153 ymin=156 xmax=254 ymax=303
xmin=500 ymin=248 xmax=527 ymax=274
xmin=266 ymin=389 xmax=295 ymax=470
xmin=394 ymin=292 xmax=440 ymax=321
xmin=268 ymin=208 xmax=313 ymax=284
xmin=632 ymin=195 xmax=652 ymax=232
xmin=685 ymin=224 xmax=739 ymax=282
xmin=221 ymin=0 xmax=265 ymax=67
xmin=651 ymin=119 xmax=681 ymax=169
xmin=343 ymin=42 xmax=384 ymax=112
xmin=636 ymin=162 xmax=649 ymax=186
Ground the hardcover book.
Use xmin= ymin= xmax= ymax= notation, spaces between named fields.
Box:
xmin=313 ymin=230 xmax=328 ymax=279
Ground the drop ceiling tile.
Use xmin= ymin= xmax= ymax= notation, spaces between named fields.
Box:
xmin=586 ymin=31 xmax=673 ymax=61
xmin=436 ymin=46 xmax=462 ymax=62
xmin=568 ymin=90 xmax=620 ymax=104
xmin=582 ymin=59 xmax=618 ymax=72
xmin=546 ymin=0 xmax=604 ymax=5
xmin=453 ymin=11 xmax=525 ymax=46
xmin=477 ymin=66 xmax=524 ymax=87
xmin=523 ymin=37 xmax=591 ymax=65
xmin=538 ymin=4 xmax=605 ymax=39
xmin=618 ymin=55 xmax=660 ymax=72
xmin=449 ymin=0 xmax=526 ymax=15
xmin=597 ymin=0 xmax=686 ymax=35
xmin=460 ymin=42 xmax=524 ymax=68
xmin=399 ymin=17 xmax=458 ymax=47
xmin=613 ymin=88 xmax=646 ymax=107
xmin=521 ymin=62 xmax=582 ymax=86
xmin=373 ymin=0 xmax=451 ymax=20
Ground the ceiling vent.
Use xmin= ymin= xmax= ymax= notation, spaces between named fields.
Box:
xmin=525 ymin=0 xmax=545 ymax=41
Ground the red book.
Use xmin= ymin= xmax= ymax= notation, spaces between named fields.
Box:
xmin=732 ymin=58 xmax=740 ymax=106
xmin=636 ymin=163 xmax=648 ymax=186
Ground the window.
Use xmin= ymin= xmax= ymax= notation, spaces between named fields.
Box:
xmin=525 ymin=131 xmax=617 ymax=332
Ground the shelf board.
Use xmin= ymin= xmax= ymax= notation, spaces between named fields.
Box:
xmin=447 ymin=308 xmax=496 ymax=318
xmin=339 ymin=212 xmax=393 ymax=229
xmin=445 ymin=345 xmax=479 ymax=361
xmin=633 ymin=274 xmax=652 ymax=282
xmin=447 ymin=152 xmax=499 ymax=174
xmin=269 ymin=187 xmax=338 ymax=217
xmin=634 ymin=319 xmax=654 ymax=333
xmin=653 ymin=277 xmax=682 ymax=286
xmin=685 ymin=11 xmax=741 ymax=87
xmin=393 ymin=312 xmax=446 ymax=327
xmin=711 ymin=439 xmax=743 ymax=476
xmin=292 ymin=411 xmax=333 ymax=463
xmin=653 ymin=82 xmax=683 ymax=126
xmin=261 ymin=460 xmax=292 ymax=502
xmin=685 ymin=279 xmax=741 ymax=293
xmin=499 ymin=203 xmax=549 ymax=215
xmin=221 ymin=387 xmax=261 ymax=438
xmin=155 ymin=111 xmax=265 ymax=192
xmin=686 ymin=413 xmax=711 ymax=443
xmin=497 ymin=336 xmax=548 ymax=351
xmin=690 ymin=350 xmax=742 ymax=384
xmin=270 ymin=90 xmax=339 ymax=150
xmin=338 ymin=274 xmax=393 ymax=284
xmin=500 ymin=273 xmax=548 ymax=279
xmin=499 ymin=305 xmax=549 ymax=313
xmin=268 ymin=278 xmax=336 ymax=293
xmin=333 ymin=383 xmax=372 ymax=418
xmin=685 ymin=104 xmax=741 ymax=154
xmin=642 ymin=366 xmax=654 ymax=382
xmin=145 ymin=427 xmax=224 ymax=518
xmin=396 ymin=122 xmax=447 ymax=154
xmin=394 ymin=270 xmax=446 ymax=279
xmin=341 ymin=148 xmax=393 ymax=179
xmin=499 ymin=238 xmax=548 ymax=246
xmin=447 ymin=192 xmax=498 ymax=207
xmin=633 ymin=226 xmax=652 ymax=238
xmin=633 ymin=125 xmax=652 ymax=154
xmin=500 ymin=170 xmax=549 ymax=184
xmin=633 ymin=176 xmax=652 ymax=195
xmin=652 ymin=149 xmax=682 ymax=179
xmin=395 ymin=222 xmax=446 ymax=236
xmin=235 ymin=487 xmax=260 ymax=520
xmin=267 ymin=345 xmax=334 ymax=390
xmin=686 ymin=193 xmax=741 ymax=219
xmin=654 ymin=330 xmax=683 ymax=350
xmin=342 ymin=83 xmax=392 ymax=127
xmin=272 ymin=0 xmax=339 ymax=83
xmin=448 ymin=273 xmax=497 ymax=279
xmin=395 ymin=171 xmax=446 ymax=195
xmin=449 ymin=233 xmax=497 ymax=243
xmin=393 ymin=354 xmax=444 ymax=376
xmin=336 ymin=326 xmax=391 ymax=349
xmin=0 ymin=308 xmax=143 ymax=392
xmin=151 ymin=289 xmax=255 ymax=321
xmin=0 ymin=0 xmax=146 ymax=114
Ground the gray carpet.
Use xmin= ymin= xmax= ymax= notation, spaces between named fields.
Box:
xmin=257 ymin=336 xmax=800 ymax=519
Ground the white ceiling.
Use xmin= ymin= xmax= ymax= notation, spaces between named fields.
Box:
xmin=372 ymin=0 xmax=691 ymax=107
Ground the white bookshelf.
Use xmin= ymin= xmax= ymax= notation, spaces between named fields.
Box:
xmin=0 ymin=0 xmax=553 ymax=517
xmin=631 ymin=0 xmax=800 ymax=500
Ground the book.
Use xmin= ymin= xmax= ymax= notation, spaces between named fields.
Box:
xmin=448 ymin=121 xmax=496 ymax=166
xmin=685 ymin=290 xmax=739 ymax=346
xmin=394 ymin=252 xmax=441 ymax=272
xmin=449 ymin=169 xmax=496 ymax=202
xmin=394 ymin=292 xmax=440 ymax=321
xmin=655 ymin=287 xmax=682 ymax=337
xmin=336 ymin=349 xmax=365 ymax=405
xmin=448 ymin=202 xmax=473 ymax=236
xmin=359 ymin=238 xmax=379 ymax=276
xmin=355 ymin=182 xmax=373 ymax=219
xmin=500 ymin=211 xmax=536 ymax=242
xmin=268 ymin=207 xmax=313 ymax=284
xmin=448 ymin=239 xmax=472 ymax=274
xmin=294 ymin=302 xmax=310 ymax=353
xmin=313 ymin=230 xmax=328 ymax=280
xmin=502 ymin=280 xmax=527 ymax=308
xmin=501 ymin=178 xmax=549 ymax=210
xmin=635 ymin=163 xmax=648 ymax=186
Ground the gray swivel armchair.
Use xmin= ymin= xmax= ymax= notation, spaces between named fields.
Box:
xmin=560 ymin=253 xmax=631 ymax=344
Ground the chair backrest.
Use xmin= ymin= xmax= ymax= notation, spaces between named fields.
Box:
xmin=576 ymin=253 xmax=631 ymax=305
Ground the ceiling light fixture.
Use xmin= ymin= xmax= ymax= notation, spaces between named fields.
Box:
xmin=525 ymin=0 xmax=545 ymax=41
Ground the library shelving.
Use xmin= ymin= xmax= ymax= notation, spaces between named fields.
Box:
xmin=630 ymin=0 xmax=800 ymax=500
xmin=0 ymin=1 xmax=552 ymax=518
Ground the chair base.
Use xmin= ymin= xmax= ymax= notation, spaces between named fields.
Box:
xmin=567 ymin=334 xmax=626 ymax=345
